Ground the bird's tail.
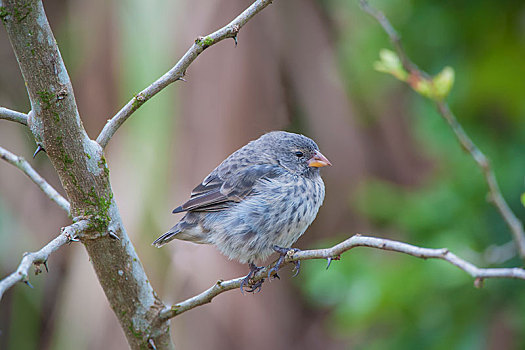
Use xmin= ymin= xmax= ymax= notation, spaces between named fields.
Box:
xmin=152 ymin=227 xmax=181 ymax=248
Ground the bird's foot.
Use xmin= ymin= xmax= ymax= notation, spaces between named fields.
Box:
xmin=268 ymin=246 xmax=301 ymax=280
xmin=240 ymin=262 xmax=265 ymax=294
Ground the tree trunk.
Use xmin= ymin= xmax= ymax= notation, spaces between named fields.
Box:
xmin=1 ymin=1 xmax=173 ymax=348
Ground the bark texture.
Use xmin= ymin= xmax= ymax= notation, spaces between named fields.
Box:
xmin=1 ymin=1 xmax=173 ymax=348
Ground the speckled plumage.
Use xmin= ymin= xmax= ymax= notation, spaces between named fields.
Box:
xmin=153 ymin=131 xmax=330 ymax=265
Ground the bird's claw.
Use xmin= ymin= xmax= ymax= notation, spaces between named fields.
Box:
xmin=240 ymin=263 xmax=264 ymax=294
xmin=267 ymin=264 xmax=281 ymax=280
xmin=268 ymin=254 xmax=285 ymax=280
xmin=269 ymin=246 xmax=301 ymax=279
xmin=241 ymin=279 xmax=264 ymax=294
xmin=292 ymin=260 xmax=301 ymax=277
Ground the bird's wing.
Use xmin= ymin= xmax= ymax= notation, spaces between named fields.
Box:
xmin=173 ymin=164 xmax=282 ymax=213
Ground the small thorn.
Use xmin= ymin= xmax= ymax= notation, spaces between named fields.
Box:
xmin=68 ymin=235 xmax=80 ymax=243
xmin=292 ymin=260 xmax=301 ymax=277
xmin=177 ymin=77 xmax=187 ymax=82
xmin=326 ymin=255 xmax=340 ymax=269
xmin=23 ymin=279 xmax=34 ymax=289
xmin=231 ymin=24 xmax=240 ymax=48
xmin=33 ymin=145 xmax=45 ymax=158
xmin=108 ymin=230 xmax=120 ymax=240
xmin=43 ymin=260 xmax=49 ymax=273
xmin=326 ymin=257 xmax=332 ymax=270
xmin=241 ymin=263 xmax=264 ymax=294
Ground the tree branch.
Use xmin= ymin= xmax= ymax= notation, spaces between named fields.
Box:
xmin=2 ymin=1 xmax=173 ymax=348
xmin=0 ymin=145 xmax=70 ymax=214
xmin=0 ymin=107 xmax=28 ymax=125
xmin=0 ymin=219 xmax=89 ymax=301
xmin=2 ymin=0 xmax=276 ymax=348
xmin=435 ymin=102 xmax=525 ymax=257
xmin=160 ymin=234 xmax=525 ymax=320
xmin=95 ymin=0 xmax=274 ymax=149
xmin=360 ymin=0 xmax=525 ymax=260
xmin=359 ymin=0 xmax=425 ymax=78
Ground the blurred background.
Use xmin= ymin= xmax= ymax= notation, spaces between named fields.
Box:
xmin=1 ymin=0 xmax=525 ymax=349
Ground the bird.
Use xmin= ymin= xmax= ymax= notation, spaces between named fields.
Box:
xmin=153 ymin=131 xmax=331 ymax=292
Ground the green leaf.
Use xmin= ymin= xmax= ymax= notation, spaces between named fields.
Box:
xmin=374 ymin=49 xmax=408 ymax=81
xmin=411 ymin=77 xmax=434 ymax=99
xmin=433 ymin=66 xmax=455 ymax=100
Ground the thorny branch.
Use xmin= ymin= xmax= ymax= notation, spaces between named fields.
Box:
xmin=0 ymin=107 xmax=28 ymax=125
xmin=0 ymin=146 xmax=71 ymax=214
xmin=1 ymin=0 xmax=276 ymax=347
xmin=360 ymin=0 xmax=525 ymax=260
xmin=96 ymin=0 xmax=274 ymax=149
xmin=4 ymin=0 xmax=521 ymax=346
xmin=0 ymin=220 xmax=89 ymax=301
xmin=159 ymin=234 xmax=525 ymax=320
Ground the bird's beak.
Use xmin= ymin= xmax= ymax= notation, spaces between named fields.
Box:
xmin=308 ymin=150 xmax=332 ymax=168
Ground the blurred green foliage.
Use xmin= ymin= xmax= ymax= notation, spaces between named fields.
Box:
xmin=2 ymin=0 xmax=525 ymax=348
xmin=373 ymin=48 xmax=455 ymax=100
xmin=301 ymin=0 xmax=525 ymax=348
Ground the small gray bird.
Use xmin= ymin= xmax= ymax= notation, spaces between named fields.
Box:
xmin=153 ymin=131 xmax=331 ymax=292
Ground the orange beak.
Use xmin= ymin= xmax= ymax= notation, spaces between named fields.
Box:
xmin=308 ymin=150 xmax=332 ymax=168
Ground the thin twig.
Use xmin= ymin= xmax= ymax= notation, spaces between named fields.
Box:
xmin=0 ymin=220 xmax=89 ymax=300
xmin=0 ymin=146 xmax=70 ymax=214
xmin=360 ymin=0 xmax=525 ymax=259
xmin=0 ymin=107 xmax=28 ymax=126
xmin=435 ymin=102 xmax=525 ymax=256
xmin=96 ymin=0 xmax=274 ymax=149
xmin=359 ymin=0 xmax=423 ymax=77
xmin=159 ymin=234 xmax=525 ymax=320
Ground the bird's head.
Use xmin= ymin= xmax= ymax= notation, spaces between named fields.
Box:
xmin=256 ymin=131 xmax=332 ymax=177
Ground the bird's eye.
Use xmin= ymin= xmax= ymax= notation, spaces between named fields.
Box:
xmin=295 ymin=151 xmax=304 ymax=158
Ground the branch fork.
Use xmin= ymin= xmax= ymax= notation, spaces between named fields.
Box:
xmin=0 ymin=107 xmax=29 ymax=125
xmin=0 ymin=220 xmax=90 ymax=300
xmin=0 ymin=146 xmax=70 ymax=214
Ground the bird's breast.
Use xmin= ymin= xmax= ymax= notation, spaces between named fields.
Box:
xmin=204 ymin=174 xmax=325 ymax=263
xmin=269 ymin=175 xmax=325 ymax=248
